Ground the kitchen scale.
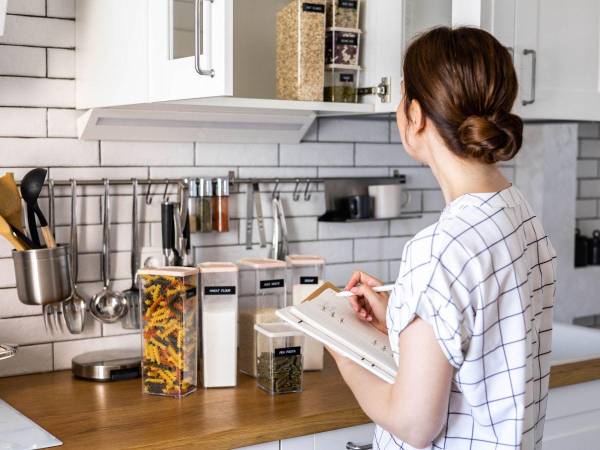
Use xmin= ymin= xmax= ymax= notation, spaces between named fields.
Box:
xmin=71 ymin=349 xmax=141 ymax=381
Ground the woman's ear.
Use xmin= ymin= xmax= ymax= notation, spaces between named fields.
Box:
xmin=409 ymin=99 xmax=426 ymax=132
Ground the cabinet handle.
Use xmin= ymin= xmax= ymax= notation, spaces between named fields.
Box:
xmin=194 ymin=0 xmax=215 ymax=77
xmin=522 ymin=49 xmax=536 ymax=105
xmin=346 ymin=443 xmax=372 ymax=450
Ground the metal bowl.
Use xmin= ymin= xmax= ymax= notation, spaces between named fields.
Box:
xmin=12 ymin=244 xmax=73 ymax=306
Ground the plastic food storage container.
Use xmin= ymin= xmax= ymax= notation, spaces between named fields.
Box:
xmin=286 ymin=255 xmax=325 ymax=370
xmin=139 ymin=267 xmax=199 ymax=398
xmin=326 ymin=0 xmax=361 ymax=29
xmin=238 ymin=258 xmax=287 ymax=377
xmin=276 ymin=0 xmax=326 ymax=101
xmin=324 ymin=67 xmax=359 ymax=103
xmin=198 ymin=262 xmax=238 ymax=388
xmin=325 ymin=28 xmax=361 ymax=66
xmin=255 ymin=322 xmax=304 ymax=394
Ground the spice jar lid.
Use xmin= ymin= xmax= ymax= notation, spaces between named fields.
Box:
xmin=254 ymin=322 xmax=304 ymax=338
xmin=198 ymin=178 xmax=213 ymax=197
xmin=286 ymin=255 xmax=325 ymax=266
xmin=214 ymin=177 xmax=230 ymax=196
xmin=239 ymin=258 xmax=287 ymax=269
xmin=188 ymin=178 xmax=199 ymax=197
xmin=137 ymin=266 xmax=199 ymax=277
xmin=198 ymin=262 xmax=239 ymax=273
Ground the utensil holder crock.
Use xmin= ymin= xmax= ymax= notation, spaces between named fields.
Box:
xmin=12 ymin=244 xmax=72 ymax=306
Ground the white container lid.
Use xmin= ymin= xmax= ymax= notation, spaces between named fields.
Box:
xmin=286 ymin=255 xmax=325 ymax=266
xmin=254 ymin=322 xmax=304 ymax=338
xmin=198 ymin=262 xmax=238 ymax=273
xmin=137 ymin=266 xmax=199 ymax=277
xmin=239 ymin=258 xmax=286 ymax=269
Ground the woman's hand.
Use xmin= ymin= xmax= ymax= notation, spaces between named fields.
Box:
xmin=344 ymin=271 xmax=389 ymax=334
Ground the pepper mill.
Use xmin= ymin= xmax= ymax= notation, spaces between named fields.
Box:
xmin=575 ymin=229 xmax=589 ymax=267
xmin=589 ymin=229 xmax=600 ymax=266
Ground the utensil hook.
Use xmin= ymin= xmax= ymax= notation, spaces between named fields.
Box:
xmin=303 ymin=179 xmax=311 ymax=201
xmin=292 ymin=180 xmax=301 ymax=202
xmin=162 ymin=180 xmax=170 ymax=202
xmin=272 ymin=179 xmax=281 ymax=200
xmin=145 ymin=181 xmax=153 ymax=205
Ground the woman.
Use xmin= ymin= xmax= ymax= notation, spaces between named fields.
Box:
xmin=330 ymin=27 xmax=557 ymax=450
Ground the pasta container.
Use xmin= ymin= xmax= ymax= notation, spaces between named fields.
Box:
xmin=139 ymin=267 xmax=199 ymax=398
xmin=286 ymin=254 xmax=325 ymax=371
xmin=276 ymin=0 xmax=326 ymax=101
xmin=325 ymin=28 xmax=361 ymax=66
xmin=255 ymin=323 xmax=304 ymax=395
xmin=238 ymin=258 xmax=287 ymax=377
xmin=198 ymin=262 xmax=238 ymax=388
xmin=326 ymin=0 xmax=361 ymax=29
xmin=324 ymin=67 xmax=360 ymax=103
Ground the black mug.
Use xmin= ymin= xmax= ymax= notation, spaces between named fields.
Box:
xmin=345 ymin=195 xmax=374 ymax=220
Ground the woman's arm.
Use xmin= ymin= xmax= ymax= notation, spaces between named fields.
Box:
xmin=330 ymin=317 xmax=454 ymax=449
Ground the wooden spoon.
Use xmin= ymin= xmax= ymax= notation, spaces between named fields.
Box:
xmin=0 ymin=214 xmax=26 ymax=251
xmin=0 ymin=172 xmax=24 ymax=231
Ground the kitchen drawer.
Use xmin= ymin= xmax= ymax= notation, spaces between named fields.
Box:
xmin=233 ymin=441 xmax=279 ymax=450
xmin=281 ymin=434 xmax=315 ymax=450
xmin=314 ymin=423 xmax=375 ymax=450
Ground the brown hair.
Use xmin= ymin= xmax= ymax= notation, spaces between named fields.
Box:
xmin=403 ymin=27 xmax=523 ymax=164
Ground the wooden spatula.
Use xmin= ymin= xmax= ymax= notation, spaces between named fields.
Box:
xmin=0 ymin=172 xmax=24 ymax=231
xmin=0 ymin=214 xmax=26 ymax=251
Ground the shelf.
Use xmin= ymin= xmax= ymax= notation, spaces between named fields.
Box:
xmin=318 ymin=212 xmax=422 ymax=223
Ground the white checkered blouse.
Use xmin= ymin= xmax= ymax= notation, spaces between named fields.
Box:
xmin=378 ymin=186 xmax=556 ymax=450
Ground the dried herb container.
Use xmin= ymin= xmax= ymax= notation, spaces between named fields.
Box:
xmin=238 ymin=258 xmax=287 ymax=377
xmin=139 ymin=267 xmax=199 ymax=398
xmin=255 ymin=322 xmax=304 ymax=394
xmin=212 ymin=177 xmax=229 ymax=233
xmin=197 ymin=178 xmax=213 ymax=233
xmin=276 ymin=0 xmax=326 ymax=101
xmin=326 ymin=0 xmax=360 ymax=29
xmin=324 ymin=67 xmax=359 ymax=103
xmin=325 ymin=28 xmax=361 ymax=66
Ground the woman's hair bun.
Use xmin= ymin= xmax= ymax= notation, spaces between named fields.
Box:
xmin=457 ymin=112 xmax=524 ymax=164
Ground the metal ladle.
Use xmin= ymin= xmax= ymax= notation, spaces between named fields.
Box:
xmin=62 ymin=179 xmax=87 ymax=334
xmin=90 ymin=179 xmax=127 ymax=323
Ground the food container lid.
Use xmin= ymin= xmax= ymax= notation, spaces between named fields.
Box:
xmin=326 ymin=26 xmax=362 ymax=34
xmin=214 ymin=177 xmax=230 ymax=196
xmin=254 ymin=322 xmax=304 ymax=338
xmin=137 ymin=266 xmax=199 ymax=277
xmin=286 ymin=255 xmax=325 ymax=266
xmin=239 ymin=258 xmax=287 ymax=269
xmin=198 ymin=178 xmax=213 ymax=197
xmin=198 ymin=262 xmax=239 ymax=273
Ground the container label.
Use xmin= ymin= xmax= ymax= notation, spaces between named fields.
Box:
xmin=337 ymin=33 xmax=358 ymax=46
xmin=339 ymin=0 xmax=358 ymax=9
xmin=300 ymin=276 xmax=319 ymax=285
xmin=204 ymin=286 xmax=236 ymax=296
xmin=275 ymin=346 xmax=301 ymax=357
xmin=302 ymin=3 xmax=325 ymax=13
xmin=260 ymin=279 xmax=285 ymax=289
xmin=339 ymin=73 xmax=354 ymax=82
xmin=186 ymin=287 xmax=197 ymax=298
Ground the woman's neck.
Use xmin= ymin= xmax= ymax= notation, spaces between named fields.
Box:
xmin=426 ymin=142 xmax=512 ymax=205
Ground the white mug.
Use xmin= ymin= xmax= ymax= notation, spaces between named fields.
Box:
xmin=368 ymin=184 xmax=410 ymax=219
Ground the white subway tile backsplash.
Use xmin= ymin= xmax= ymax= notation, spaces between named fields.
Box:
xmin=0 ymin=77 xmax=75 ymax=107
xmin=0 ymin=315 xmax=101 ymax=346
xmin=0 ymin=107 xmax=46 ymax=137
xmin=577 ymin=219 xmax=600 ymax=236
xmin=47 ymin=48 xmax=75 ymax=78
xmin=7 ymin=0 xmax=46 ymax=16
xmin=0 ymin=259 xmax=16 ymax=288
xmin=355 ymin=143 xmax=419 ymax=167
xmin=0 ymin=16 xmax=74 ymax=48
xmin=148 ymin=166 xmax=232 ymax=179
xmin=54 ymin=223 xmax=151 ymax=252
xmin=195 ymin=143 xmax=278 ymax=166
xmin=318 ymin=117 xmax=389 ymax=143
xmin=51 ymin=195 xmax=101 ymax=226
xmin=101 ymin=141 xmax=194 ymax=166
xmin=318 ymin=221 xmax=388 ymax=240
xmin=580 ymin=140 xmax=600 ymax=158
xmin=53 ymin=334 xmax=141 ymax=370
xmin=579 ymin=123 xmax=600 ymax=139
xmin=423 ymin=189 xmax=446 ymax=212
xmin=279 ymin=143 xmax=353 ymax=167
xmin=288 ymin=240 xmax=353 ymax=264
xmin=354 ymin=236 xmax=411 ymax=262
xmin=0 ymin=138 xmax=98 ymax=166
xmin=580 ymin=179 xmax=600 ymax=198
xmin=47 ymin=0 xmax=76 ymax=19
xmin=325 ymin=261 xmax=390 ymax=287
xmin=0 ymin=344 xmax=53 ymax=377
xmin=238 ymin=167 xmax=317 ymax=179
xmin=0 ymin=289 xmax=42 ymax=318
xmin=576 ymin=199 xmax=597 ymax=219
xmin=317 ymin=167 xmax=388 ymax=178
xmin=49 ymin=166 xmax=147 ymax=180
xmin=577 ymin=159 xmax=598 ymax=178
xmin=47 ymin=108 xmax=81 ymax=137
xmin=391 ymin=167 xmax=438 ymax=189
xmin=0 ymin=45 xmax=45 ymax=77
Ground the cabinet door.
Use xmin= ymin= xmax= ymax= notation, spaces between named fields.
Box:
xmin=281 ymin=434 xmax=315 ymax=450
xmin=148 ymin=0 xmax=232 ymax=102
xmin=514 ymin=0 xmax=600 ymax=120
xmin=233 ymin=441 xmax=279 ymax=450
xmin=314 ymin=423 xmax=375 ymax=450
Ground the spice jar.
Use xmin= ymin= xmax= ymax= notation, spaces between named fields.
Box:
xmin=212 ymin=177 xmax=230 ymax=233
xmin=139 ymin=267 xmax=199 ymax=398
xmin=188 ymin=178 xmax=199 ymax=233
xmin=238 ymin=258 xmax=287 ymax=377
xmin=255 ymin=322 xmax=304 ymax=395
xmin=286 ymin=254 xmax=325 ymax=370
xmin=198 ymin=262 xmax=238 ymax=388
xmin=326 ymin=0 xmax=360 ymax=29
xmin=276 ymin=0 xmax=326 ymax=101
xmin=589 ymin=230 xmax=600 ymax=265
xmin=197 ymin=178 xmax=213 ymax=233
xmin=325 ymin=28 xmax=361 ymax=66
xmin=324 ymin=67 xmax=359 ymax=103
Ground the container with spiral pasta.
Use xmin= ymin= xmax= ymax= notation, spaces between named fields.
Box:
xmin=139 ymin=267 xmax=199 ymax=398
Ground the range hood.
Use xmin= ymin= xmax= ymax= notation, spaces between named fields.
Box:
xmin=77 ymin=97 xmax=375 ymax=144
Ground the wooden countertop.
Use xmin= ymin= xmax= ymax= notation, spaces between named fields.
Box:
xmin=0 ymin=354 xmax=598 ymax=450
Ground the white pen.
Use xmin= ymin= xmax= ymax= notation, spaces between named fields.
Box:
xmin=336 ymin=284 xmax=395 ymax=297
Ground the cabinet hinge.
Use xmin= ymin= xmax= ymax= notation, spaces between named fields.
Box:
xmin=357 ymin=77 xmax=391 ymax=103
